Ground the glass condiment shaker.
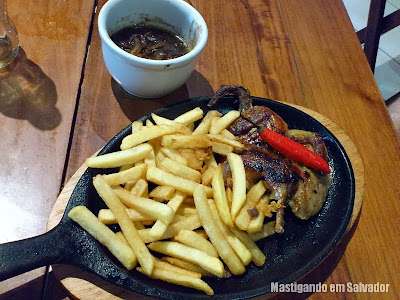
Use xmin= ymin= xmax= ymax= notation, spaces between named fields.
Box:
xmin=0 ymin=0 xmax=19 ymax=68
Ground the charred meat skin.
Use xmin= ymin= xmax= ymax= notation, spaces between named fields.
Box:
xmin=230 ymin=106 xmax=288 ymax=137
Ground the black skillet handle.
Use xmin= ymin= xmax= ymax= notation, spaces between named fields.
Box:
xmin=0 ymin=225 xmax=69 ymax=281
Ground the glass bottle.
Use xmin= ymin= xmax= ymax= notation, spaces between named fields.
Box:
xmin=0 ymin=0 xmax=19 ymax=68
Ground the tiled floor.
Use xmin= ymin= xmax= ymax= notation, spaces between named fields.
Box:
xmin=342 ymin=0 xmax=400 ymax=136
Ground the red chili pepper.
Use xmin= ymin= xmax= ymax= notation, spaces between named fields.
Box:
xmin=259 ymin=127 xmax=330 ymax=173
xmin=241 ymin=115 xmax=330 ymax=173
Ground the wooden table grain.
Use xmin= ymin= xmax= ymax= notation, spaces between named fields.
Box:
xmin=0 ymin=0 xmax=399 ymax=299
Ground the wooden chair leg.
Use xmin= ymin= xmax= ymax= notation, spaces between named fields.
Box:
xmin=364 ymin=0 xmax=386 ymax=73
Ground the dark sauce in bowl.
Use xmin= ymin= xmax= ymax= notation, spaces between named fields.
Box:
xmin=111 ymin=25 xmax=190 ymax=60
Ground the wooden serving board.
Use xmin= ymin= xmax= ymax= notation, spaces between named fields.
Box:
xmin=47 ymin=106 xmax=364 ymax=300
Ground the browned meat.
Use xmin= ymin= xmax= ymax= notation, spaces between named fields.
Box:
xmin=208 ymin=85 xmax=331 ymax=232
xmin=288 ymin=166 xmax=331 ymax=219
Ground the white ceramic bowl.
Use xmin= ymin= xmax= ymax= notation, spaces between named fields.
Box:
xmin=98 ymin=0 xmax=208 ymax=98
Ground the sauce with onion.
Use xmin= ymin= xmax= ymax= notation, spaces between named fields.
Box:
xmin=111 ymin=25 xmax=190 ymax=60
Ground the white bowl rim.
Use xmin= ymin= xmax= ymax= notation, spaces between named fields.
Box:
xmin=98 ymin=0 xmax=208 ymax=67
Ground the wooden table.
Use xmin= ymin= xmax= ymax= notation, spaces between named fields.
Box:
xmin=1 ymin=0 xmax=399 ymax=299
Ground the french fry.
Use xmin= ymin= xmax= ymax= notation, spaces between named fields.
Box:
xmin=112 ymin=186 xmax=174 ymax=224
xmin=159 ymin=157 xmax=202 ymax=183
xmin=155 ymin=150 xmax=165 ymax=168
xmin=178 ymin=149 xmax=203 ymax=170
xmin=119 ymin=163 xmax=134 ymax=172
xmin=192 ymin=110 xmax=222 ymax=135
xmin=145 ymin=119 xmax=154 ymax=127
xmin=247 ymin=211 xmax=265 ymax=233
xmin=208 ymin=201 xmax=252 ymax=266
xmin=131 ymin=121 xmax=143 ymax=133
xmin=124 ymin=180 xmax=137 ymax=191
xmin=68 ymin=206 xmax=137 ymax=270
xmin=182 ymin=196 xmax=195 ymax=206
xmin=92 ymin=175 xmax=154 ymax=275
xmin=173 ymin=107 xmax=204 ymax=125
xmin=115 ymin=231 xmax=130 ymax=246
xmin=151 ymin=113 xmax=191 ymax=134
xmin=230 ymin=227 xmax=266 ymax=266
xmin=86 ymin=143 xmax=152 ymax=168
xmin=144 ymin=149 xmax=156 ymax=168
xmin=148 ymin=241 xmax=224 ymax=278
xmin=212 ymin=164 xmax=233 ymax=227
xmin=201 ymin=164 xmax=217 ymax=186
xmin=120 ymin=125 xmax=177 ymax=150
xmin=130 ymin=178 xmax=148 ymax=197
xmin=193 ymin=185 xmax=245 ymax=275
xmin=205 ymin=153 xmax=217 ymax=167
xmin=139 ymin=213 xmax=201 ymax=243
xmin=227 ymin=153 xmax=247 ymax=219
xmin=142 ymin=220 xmax=155 ymax=226
xmin=161 ymin=256 xmax=214 ymax=277
xmin=209 ymin=110 xmax=240 ymax=134
xmin=176 ymin=205 xmax=197 ymax=216
xmin=137 ymin=266 xmax=214 ymax=295
xmin=173 ymin=229 xmax=218 ymax=258
xmin=171 ymin=214 xmax=188 ymax=223
xmin=98 ymin=208 xmax=155 ymax=224
xmin=134 ymin=221 xmax=145 ymax=230
xmin=147 ymin=167 xmax=213 ymax=197
xmin=194 ymin=229 xmax=208 ymax=239
xmin=212 ymin=142 xmax=233 ymax=156
xmin=160 ymin=147 xmax=188 ymax=166
xmin=186 ymin=122 xmax=195 ymax=132
xmin=234 ymin=180 xmax=267 ymax=230
xmin=149 ymin=185 xmax=176 ymax=201
xmin=220 ymin=129 xmax=237 ymax=140
xmin=102 ymin=164 xmax=147 ymax=186
xmin=154 ymin=258 xmax=201 ymax=278
xmin=208 ymin=134 xmax=244 ymax=149
xmin=148 ymin=192 xmax=186 ymax=239
xmin=248 ymin=221 xmax=276 ymax=241
xmin=226 ymin=187 xmax=233 ymax=209
xmin=161 ymin=134 xmax=212 ymax=149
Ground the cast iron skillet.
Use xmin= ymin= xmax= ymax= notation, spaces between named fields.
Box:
xmin=0 ymin=96 xmax=355 ymax=299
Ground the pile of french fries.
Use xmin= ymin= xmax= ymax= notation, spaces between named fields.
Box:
xmin=68 ymin=107 xmax=279 ymax=295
